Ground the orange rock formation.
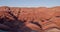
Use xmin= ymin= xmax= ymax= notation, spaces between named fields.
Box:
xmin=0 ymin=6 xmax=60 ymax=32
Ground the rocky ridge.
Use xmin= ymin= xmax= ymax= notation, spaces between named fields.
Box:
xmin=0 ymin=6 xmax=60 ymax=32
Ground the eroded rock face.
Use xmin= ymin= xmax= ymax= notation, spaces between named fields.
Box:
xmin=0 ymin=6 xmax=60 ymax=32
xmin=45 ymin=28 xmax=60 ymax=32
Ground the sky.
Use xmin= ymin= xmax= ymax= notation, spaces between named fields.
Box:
xmin=0 ymin=0 xmax=60 ymax=7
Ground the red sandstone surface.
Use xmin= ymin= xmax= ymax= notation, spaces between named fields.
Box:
xmin=0 ymin=6 xmax=60 ymax=32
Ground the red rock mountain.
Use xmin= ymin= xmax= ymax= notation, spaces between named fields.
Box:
xmin=0 ymin=6 xmax=60 ymax=32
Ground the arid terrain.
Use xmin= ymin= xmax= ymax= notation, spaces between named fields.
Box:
xmin=0 ymin=6 xmax=60 ymax=32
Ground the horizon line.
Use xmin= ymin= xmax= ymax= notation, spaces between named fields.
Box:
xmin=0 ymin=5 xmax=60 ymax=8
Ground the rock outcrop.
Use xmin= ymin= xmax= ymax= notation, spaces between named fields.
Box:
xmin=0 ymin=6 xmax=60 ymax=32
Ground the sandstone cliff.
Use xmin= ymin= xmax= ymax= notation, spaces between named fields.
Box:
xmin=0 ymin=6 xmax=60 ymax=32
